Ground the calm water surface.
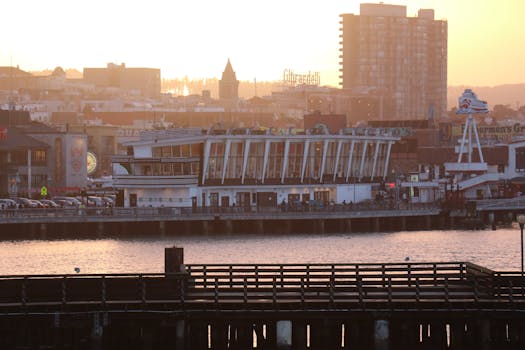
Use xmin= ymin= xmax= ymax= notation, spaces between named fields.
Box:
xmin=0 ymin=226 xmax=521 ymax=275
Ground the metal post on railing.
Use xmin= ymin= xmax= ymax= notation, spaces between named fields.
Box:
xmin=214 ymin=278 xmax=219 ymax=304
xmin=300 ymin=277 xmax=305 ymax=304
xmin=518 ymin=214 xmax=525 ymax=276
xmin=243 ymin=277 xmax=248 ymax=304
xmin=272 ymin=276 xmax=277 ymax=304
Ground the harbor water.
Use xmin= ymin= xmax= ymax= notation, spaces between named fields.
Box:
xmin=0 ymin=226 xmax=521 ymax=275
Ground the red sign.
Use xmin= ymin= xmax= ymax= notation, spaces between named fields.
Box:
xmin=0 ymin=127 xmax=7 ymax=141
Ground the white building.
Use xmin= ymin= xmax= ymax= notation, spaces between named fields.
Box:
xmin=113 ymin=126 xmax=400 ymax=208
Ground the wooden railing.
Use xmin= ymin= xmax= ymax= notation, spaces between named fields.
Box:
xmin=0 ymin=262 xmax=523 ymax=311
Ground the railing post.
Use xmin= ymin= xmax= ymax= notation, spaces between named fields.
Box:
xmin=306 ymin=265 xmax=310 ymax=287
xmin=243 ymin=277 xmax=248 ymax=304
xmin=444 ymin=276 xmax=449 ymax=304
xmin=61 ymin=276 xmax=67 ymax=307
xmin=21 ymin=277 xmax=27 ymax=307
xmin=300 ymin=277 xmax=305 ymax=304
xmin=101 ymin=276 xmax=106 ymax=307
xmin=273 ymin=276 xmax=277 ymax=305
xmin=214 ymin=278 xmax=219 ymax=304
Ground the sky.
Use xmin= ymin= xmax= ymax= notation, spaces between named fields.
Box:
xmin=1 ymin=0 xmax=524 ymax=87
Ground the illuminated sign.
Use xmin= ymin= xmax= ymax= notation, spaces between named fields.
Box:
xmin=87 ymin=151 xmax=97 ymax=175
xmin=283 ymin=69 xmax=320 ymax=87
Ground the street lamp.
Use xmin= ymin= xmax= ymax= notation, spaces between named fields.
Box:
xmin=518 ymin=214 xmax=525 ymax=275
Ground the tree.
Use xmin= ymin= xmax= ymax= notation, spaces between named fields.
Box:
xmin=492 ymin=104 xmax=516 ymax=120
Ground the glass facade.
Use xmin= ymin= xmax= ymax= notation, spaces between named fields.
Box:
xmin=117 ymin=133 xmax=397 ymax=185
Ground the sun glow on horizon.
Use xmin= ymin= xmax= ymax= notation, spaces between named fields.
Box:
xmin=1 ymin=0 xmax=523 ymax=87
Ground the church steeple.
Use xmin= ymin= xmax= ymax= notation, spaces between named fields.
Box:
xmin=219 ymin=58 xmax=239 ymax=101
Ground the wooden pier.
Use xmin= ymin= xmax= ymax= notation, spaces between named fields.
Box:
xmin=0 ymin=247 xmax=524 ymax=349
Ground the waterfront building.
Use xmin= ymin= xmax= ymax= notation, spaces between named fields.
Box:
xmin=339 ymin=3 xmax=447 ymax=120
xmin=112 ymin=126 xmax=400 ymax=208
xmin=0 ymin=110 xmax=87 ymax=196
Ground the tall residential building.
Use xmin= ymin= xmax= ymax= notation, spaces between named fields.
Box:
xmin=219 ymin=59 xmax=239 ymax=101
xmin=339 ymin=3 xmax=447 ymax=120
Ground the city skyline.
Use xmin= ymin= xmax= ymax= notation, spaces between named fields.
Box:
xmin=1 ymin=0 xmax=524 ymax=87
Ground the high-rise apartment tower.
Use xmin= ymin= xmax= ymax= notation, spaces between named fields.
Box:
xmin=339 ymin=3 xmax=447 ymax=120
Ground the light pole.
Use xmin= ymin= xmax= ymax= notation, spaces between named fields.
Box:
xmin=518 ymin=214 xmax=525 ymax=275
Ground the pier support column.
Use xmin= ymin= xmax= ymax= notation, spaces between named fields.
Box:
xmin=401 ymin=216 xmax=407 ymax=231
xmin=428 ymin=322 xmax=447 ymax=349
xmin=390 ymin=320 xmax=419 ymax=350
xmin=120 ymin=221 xmax=128 ymax=235
xmin=450 ymin=321 xmax=466 ymax=349
xmin=141 ymin=327 xmax=154 ymax=350
xmin=256 ymin=220 xmax=264 ymax=234
xmin=183 ymin=221 xmax=191 ymax=235
xmin=374 ymin=217 xmax=380 ymax=233
xmin=276 ymin=320 xmax=292 ymax=350
xmin=292 ymin=321 xmax=306 ymax=350
xmin=468 ymin=319 xmax=490 ymax=350
xmin=159 ymin=221 xmax=166 ymax=236
xmin=320 ymin=320 xmax=342 ymax=349
xmin=284 ymin=220 xmax=291 ymax=234
xmin=425 ymin=216 xmax=432 ymax=230
xmin=40 ymin=223 xmax=47 ymax=239
xmin=90 ymin=313 xmax=103 ymax=350
xmin=96 ymin=222 xmax=104 ymax=237
xmin=202 ymin=221 xmax=209 ymax=235
xmin=374 ymin=320 xmax=389 ymax=350
xmin=175 ymin=320 xmax=186 ymax=350
xmin=211 ymin=322 xmax=228 ymax=350
xmin=490 ymin=320 xmax=507 ymax=349
xmin=345 ymin=319 xmax=373 ymax=349
xmin=233 ymin=322 xmax=253 ymax=349
xmin=489 ymin=212 xmax=496 ymax=230
xmin=345 ymin=219 xmax=352 ymax=233
xmin=317 ymin=220 xmax=325 ymax=234
xmin=189 ymin=321 xmax=208 ymax=350
xmin=225 ymin=220 xmax=233 ymax=235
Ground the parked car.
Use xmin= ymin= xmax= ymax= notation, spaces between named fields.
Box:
xmin=53 ymin=199 xmax=77 ymax=208
xmin=39 ymin=199 xmax=60 ymax=208
xmin=101 ymin=197 xmax=115 ymax=207
xmin=14 ymin=198 xmax=38 ymax=208
xmin=0 ymin=198 xmax=17 ymax=209
xmin=52 ymin=196 xmax=81 ymax=207
xmin=87 ymin=196 xmax=104 ymax=207
xmin=29 ymin=199 xmax=45 ymax=208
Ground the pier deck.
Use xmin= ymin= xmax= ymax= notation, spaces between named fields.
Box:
xmin=1 ymin=258 xmax=525 ymax=349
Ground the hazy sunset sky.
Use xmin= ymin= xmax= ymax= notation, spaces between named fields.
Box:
xmin=1 ymin=0 xmax=524 ymax=87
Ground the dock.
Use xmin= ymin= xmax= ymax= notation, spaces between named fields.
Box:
xmin=0 ymin=247 xmax=524 ymax=349
xmin=0 ymin=204 xmax=442 ymax=238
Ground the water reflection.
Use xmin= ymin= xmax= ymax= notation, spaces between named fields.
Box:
xmin=0 ymin=227 xmax=519 ymax=275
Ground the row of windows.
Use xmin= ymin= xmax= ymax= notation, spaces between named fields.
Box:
xmin=134 ymin=162 xmax=200 ymax=176
xmin=152 ymin=144 xmax=201 ymax=158
xmin=205 ymin=141 xmax=390 ymax=180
